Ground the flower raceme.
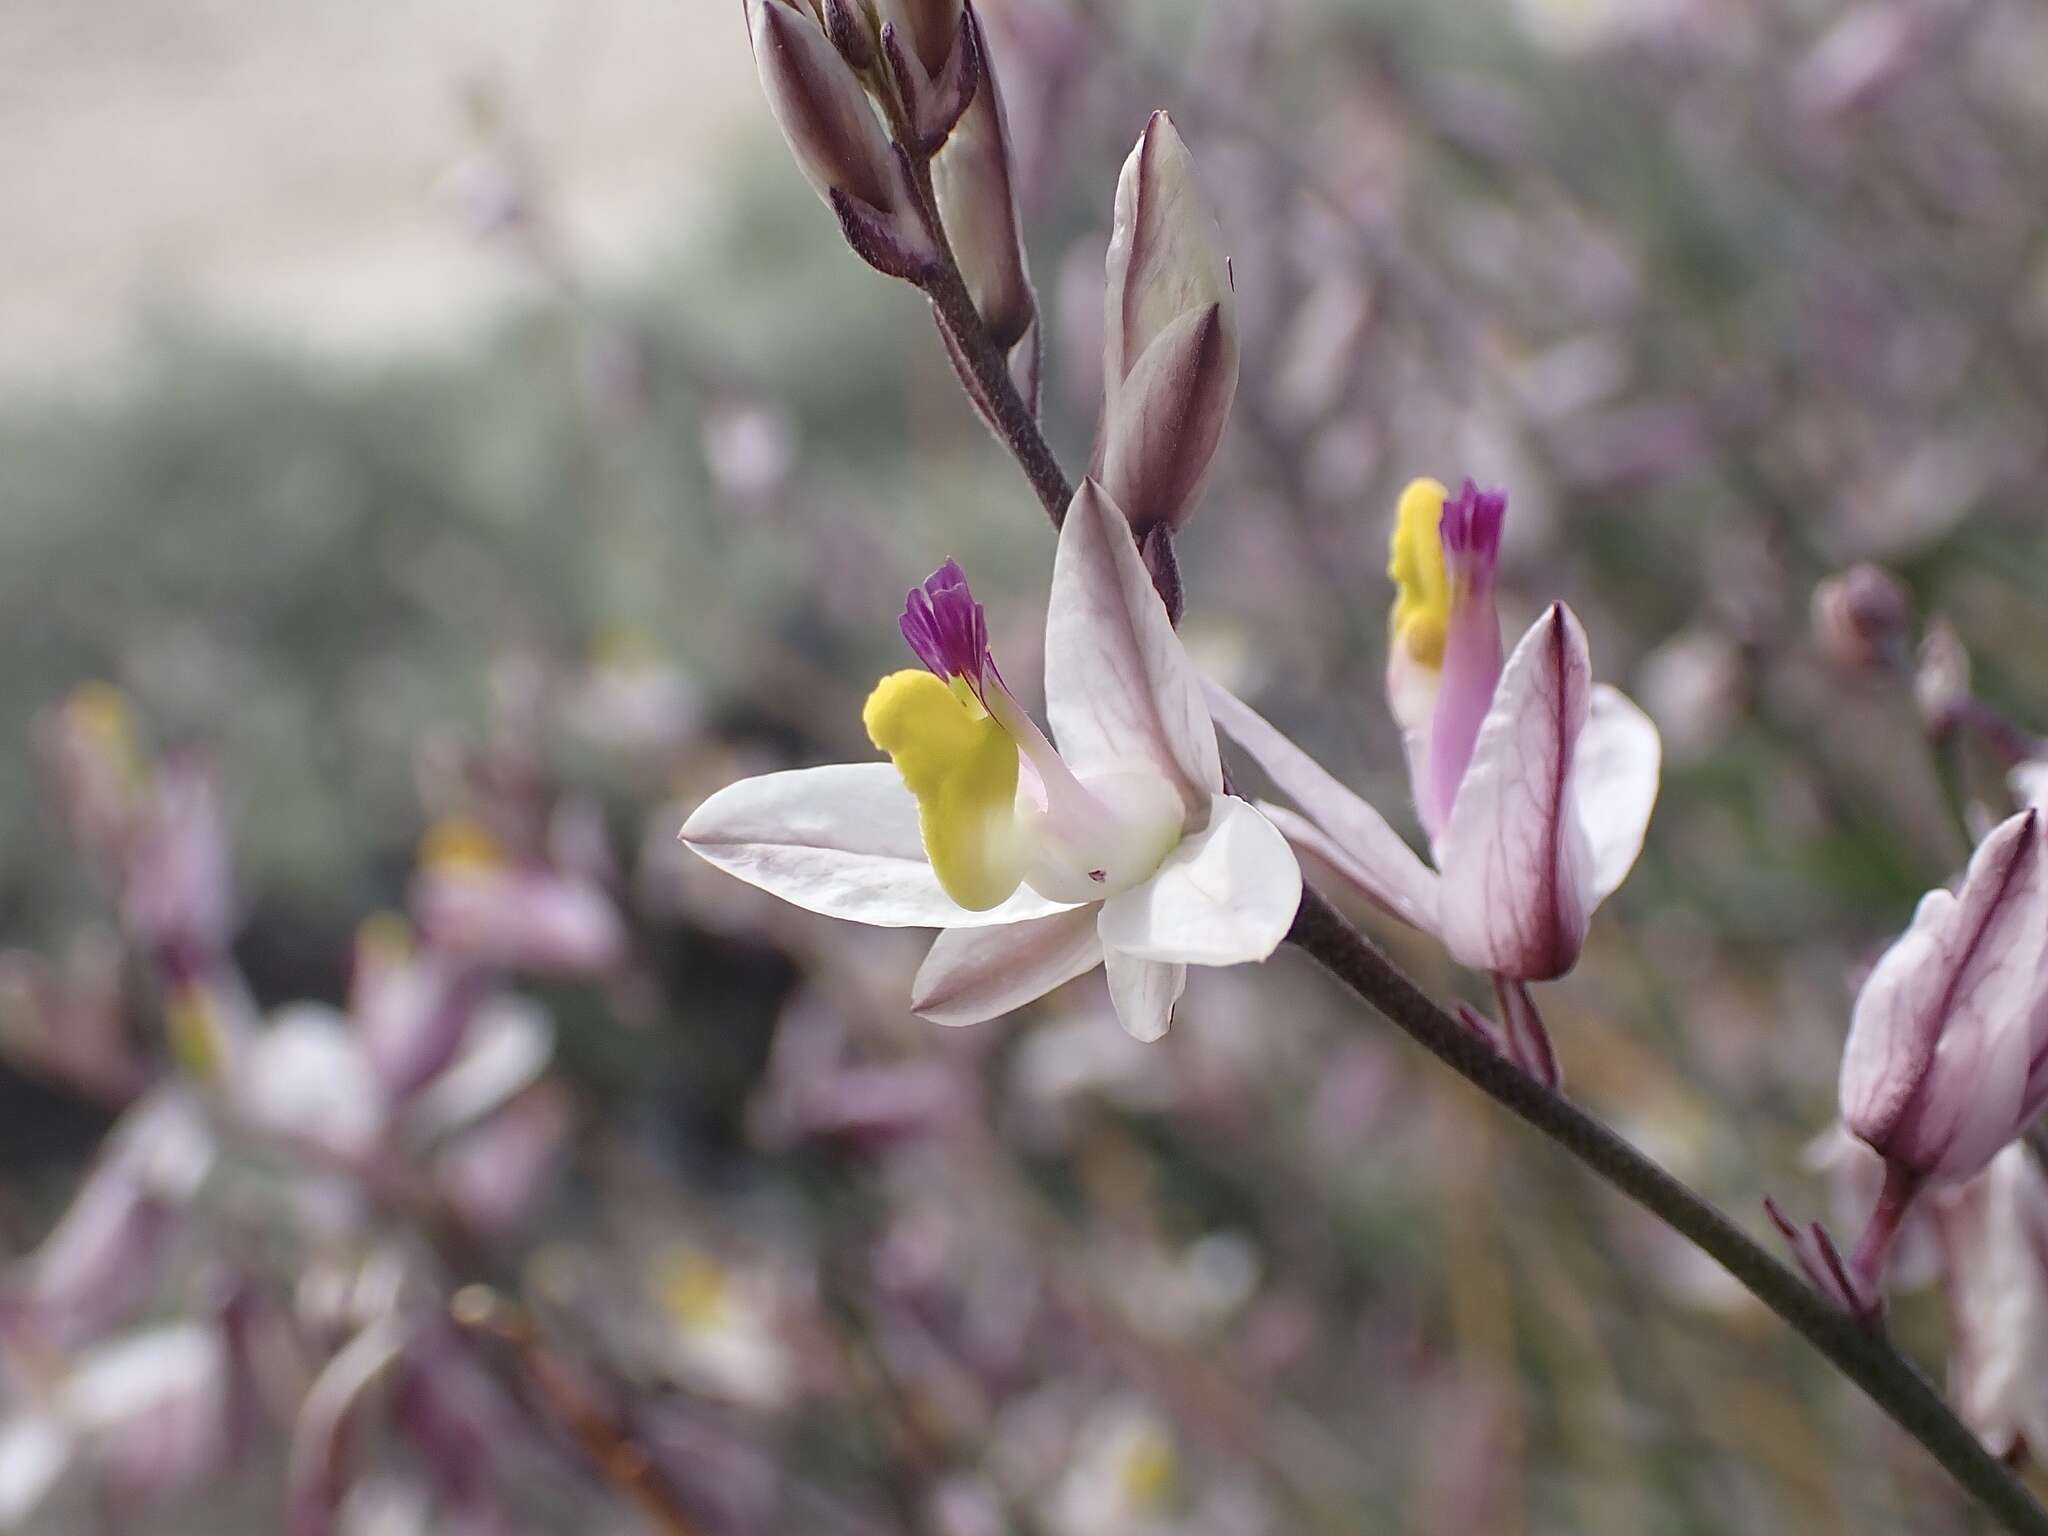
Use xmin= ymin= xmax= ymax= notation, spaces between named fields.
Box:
xmin=680 ymin=481 xmax=1302 ymax=1041
xmin=1206 ymin=477 xmax=1661 ymax=993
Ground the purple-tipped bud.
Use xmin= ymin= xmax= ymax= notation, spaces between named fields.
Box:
xmin=745 ymin=0 xmax=938 ymax=281
xmin=1841 ymin=809 xmax=2048 ymax=1189
xmin=898 ymin=559 xmax=990 ymax=690
xmin=1096 ymin=112 xmax=1239 ymax=536
xmin=1439 ymin=479 xmax=1506 ymax=585
xmin=1812 ymin=564 xmax=1910 ymax=672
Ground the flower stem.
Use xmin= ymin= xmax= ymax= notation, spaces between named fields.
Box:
xmin=916 ymin=217 xmax=2048 ymax=1536
xmin=1288 ymin=888 xmax=2045 ymax=1535
xmin=1850 ymin=1162 xmax=1921 ymax=1296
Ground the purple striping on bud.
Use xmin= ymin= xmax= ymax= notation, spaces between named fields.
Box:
xmin=899 ymin=559 xmax=990 ymax=690
xmin=745 ymin=0 xmax=938 ymax=282
xmin=1841 ymin=808 xmax=2048 ymax=1190
xmin=1096 ymin=111 xmax=1239 ymax=536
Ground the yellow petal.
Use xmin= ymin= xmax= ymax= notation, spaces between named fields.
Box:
xmin=863 ymin=670 xmax=1023 ymax=911
xmin=1387 ymin=477 xmax=1449 ymax=669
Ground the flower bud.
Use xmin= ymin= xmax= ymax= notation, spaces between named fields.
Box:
xmin=1935 ymin=1143 xmax=2048 ymax=1458
xmin=745 ymin=0 xmax=938 ymax=281
xmin=1810 ymin=563 xmax=1909 ymax=672
xmin=931 ymin=13 xmax=1032 ymax=331
xmin=1914 ymin=618 xmax=1972 ymax=734
xmin=1097 ymin=112 xmax=1239 ymax=535
xmin=1840 ymin=809 xmax=2048 ymax=1188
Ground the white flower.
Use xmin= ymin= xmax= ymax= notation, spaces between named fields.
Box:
xmin=680 ymin=480 xmax=1302 ymax=1041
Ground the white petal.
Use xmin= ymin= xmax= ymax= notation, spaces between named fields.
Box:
xmin=680 ymin=763 xmax=1073 ymax=929
xmin=1575 ymin=684 xmax=1661 ymax=910
xmin=1203 ymin=680 xmax=1439 ymax=932
xmin=237 ymin=1006 xmax=386 ymax=1161
xmin=1096 ymin=796 xmax=1301 ymax=965
xmin=911 ymin=908 xmax=1105 ymax=1027
xmin=404 ymin=999 xmax=553 ymax=1141
xmin=1044 ymin=481 xmax=1223 ymax=801
xmin=1104 ymin=948 xmax=1185 ymax=1042
xmin=1435 ymin=604 xmax=1597 ymax=981
xmin=0 ymin=1417 xmax=69 ymax=1525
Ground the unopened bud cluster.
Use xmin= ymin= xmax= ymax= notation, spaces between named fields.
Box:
xmin=742 ymin=0 xmax=1035 ymax=393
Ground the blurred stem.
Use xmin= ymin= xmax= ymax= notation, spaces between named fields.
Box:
xmin=918 ymin=261 xmax=2048 ymax=1535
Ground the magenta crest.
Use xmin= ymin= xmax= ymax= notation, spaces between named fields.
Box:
xmin=899 ymin=559 xmax=990 ymax=691
xmin=1439 ymin=479 xmax=1506 ymax=582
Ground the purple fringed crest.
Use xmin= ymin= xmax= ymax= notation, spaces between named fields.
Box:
xmin=899 ymin=559 xmax=989 ymax=691
xmin=1439 ymin=479 xmax=1506 ymax=581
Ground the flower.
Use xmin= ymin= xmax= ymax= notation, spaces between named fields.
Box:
xmin=1839 ymin=808 xmax=2048 ymax=1190
xmin=1206 ymin=477 xmax=1661 ymax=985
xmin=680 ymin=480 xmax=1301 ymax=1040
xmin=1935 ymin=1143 xmax=2048 ymax=1459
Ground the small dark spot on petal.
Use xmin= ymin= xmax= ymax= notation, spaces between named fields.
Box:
xmin=1088 ymin=868 xmax=1108 ymax=883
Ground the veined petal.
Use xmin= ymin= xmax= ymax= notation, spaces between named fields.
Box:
xmin=1575 ymin=684 xmax=1662 ymax=911
xmin=680 ymin=763 xmax=1072 ymax=928
xmin=911 ymin=908 xmax=1105 ymax=1027
xmin=1096 ymin=796 xmax=1301 ymax=965
xmin=1104 ymin=948 xmax=1185 ymax=1043
xmin=1203 ymin=680 xmax=1439 ymax=932
xmin=865 ymin=669 xmax=1024 ymax=910
xmin=1435 ymin=604 xmax=1596 ymax=981
xmin=1841 ymin=809 xmax=2046 ymax=1183
xmin=1045 ymin=480 xmax=1223 ymax=802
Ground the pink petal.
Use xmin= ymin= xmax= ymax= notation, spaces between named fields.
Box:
xmin=1203 ymin=680 xmax=1439 ymax=932
xmin=1575 ymin=684 xmax=1662 ymax=910
xmin=911 ymin=908 xmax=1105 ymax=1027
xmin=1103 ymin=949 xmax=1185 ymax=1043
xmin=1434 ymin=604 xmax=1596 ymax=981
xmin=1044 ymin=481 xmax=1223 ymax=804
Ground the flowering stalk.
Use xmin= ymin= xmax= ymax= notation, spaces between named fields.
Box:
xmin=910 ymin=191 xmax=2048 ymax=1535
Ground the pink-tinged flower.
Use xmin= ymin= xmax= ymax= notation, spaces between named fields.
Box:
xmin=409 ymin=819 xmax=628 ymax=979
xmin=232 ymin=935 xmax=555 ymax=1204
xmin=1935 ymin=1143 xmax=2048 ymax=1459
xmin=11 ymin=1090 xmax=214 ymax=1351
xmin=680 ymin=481 xmax=1301 ymax=1041
xmin=1839 ymin=808 xmax=2048 ymax=1190
xmin=1206 ymin=478 xmax=1661 ymax=987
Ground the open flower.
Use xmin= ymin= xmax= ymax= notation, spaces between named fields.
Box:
xmin=1207 ymin=477 xmax=1661 ymax=987
xmin=680 ymin=480 xmax=1301 ymax=1041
